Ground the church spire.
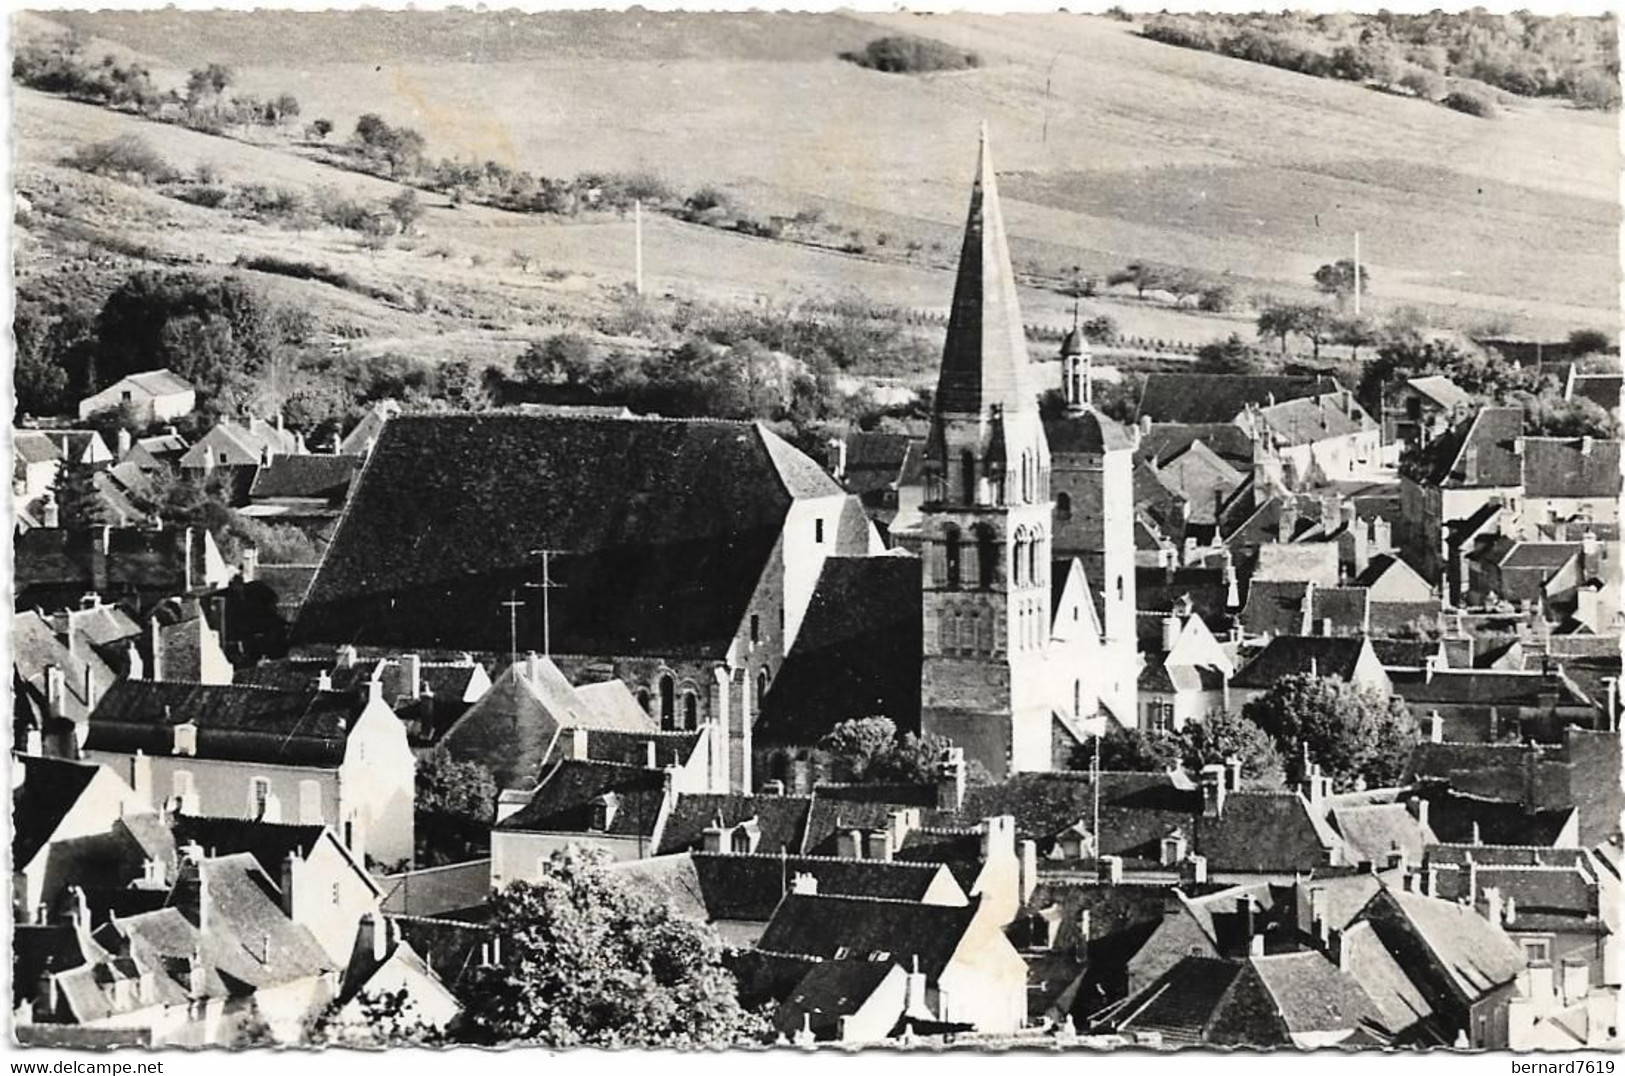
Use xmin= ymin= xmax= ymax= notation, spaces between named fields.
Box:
xmin=934 ymin=124 xmax=1037 ymax=417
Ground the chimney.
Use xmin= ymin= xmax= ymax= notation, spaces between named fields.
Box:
xmin=44 ymin=665 xmax=65 ymax=718
xmin=569 ymin=727 xmax=590 ymax=761
xmin=1428 ymin=710 xmax=1444 ymax=744
xmin=1236 ymin=896 xmax=1256 ymax=951
xmin=1098 ymin=855 xmax=1124 ymax=885
xmin=338 ymin=644 xmax=357 ymax=669
xmin=366 ymin=677 xmax=384 ymax=707
xmin=1201 ymin=763 xmax=1226 ymax=818
xmin=1424 ymin=654 xmax=1439 ymax=683
xmin=1139 ymin=414 xmax=1153 ymax=438
xmin=116 ymin=427 xmax=132 ymax=458
xmin=1503 ymin=895 xmax=1517 ymax=925
xmin=280 ymin=852 xmax=299 ymax=918
xmin=1471 ymin=820 xmax=1482 ymax=846
xmin=1581 ymin=435 xmax=1594 ymax=457
xmin=791 ymin=756 xmax=812 ymax=795
xmin=1181 ymin=854 xmax=1208 ymax=885
xmin=826 ymin=438 xmax=848 ymax=481
xmin=1225 ymin=757 xmax=1243 ymax=792
xmin=1308 ymin=887 xmax=1328 ymax=943
xmin=1019 ymin=839 xmax=1038 ymax=904
xmin=1529 ymin=960 xmax=1555 ymax=1003
xmin=1161 ymin=615 xmax=1180 ymax=653
xmin=865 ymin=830 xmax=892 ymax=862
xmin=1320 ymin=617 xmax=1333 ymax=637
xmin=1160 ymin=829 xmax=1188 ymax=866
xmin=317 ymin=669 xmax=333 ymax=692
xmin=241 ymin=547 xmax=258 ymax=583
xmin=936 ymin=746 xmax=967 ymax=811
xmin=837 ymin=828 xmax=864 ymax=860
xmin=401 ymin=653 xmax=422 ymax=700
xmin=790 ymin=872 xmax=818 ymax=896
xmin=41 ymin=494 xmax=59 ymax=529
xmin=644 ymin=739 xmax=658 ymax=769
xmin=1305 ymin=764 xmax=1327 ymax=810
xmin=1406 ymin=796 xmax=1430 ymax=832
xmin=1482 ymin=884 xmax=1503 ymax=927
xmin=525 ymin=651 xmax=541 ymax=685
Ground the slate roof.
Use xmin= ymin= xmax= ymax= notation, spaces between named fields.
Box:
xmin=1388 ymin=668 xmax=1592 ymax=708
xmin=933 ymin=131 xmax=1038 ymax=417
xmin=1569 ymin=375 xmax=1622 ymax=413
xmin=493 ymin=759 xmax=666 ymax=839
xmin=838 ymin=433 xmax=923 ymax=498
xmin=775 ymin=959 xmax=901 ymax=1041
xmin=656 ymin=794 xmax=812 ymax=856
xmin=84 ymin=680 xmax=357 ymax=768
xmin=296 ymin=414 xmax=845 ymax=658
xmin=1135 ymin=566 xmax=1232 ymax=623
xmin=1522 ymin=437 xmax=1622 ymax=499
xmin=1115 ymin=956 xmax=1255 ymax=1045
xmin=14 ymin=431 xmax=62 ymax=465
xmin=1241 ymin=580 xmax=1309 ymax=637
xmin=757 ymin=555 xmax=922 ymax=745
xmin=15 ymin=527 xmax=208 ymax=611
xmin=170 ymin=814 xmax=330 ymax=880
xmin=1330 ymin=804 xmax=1432 ymax=865
xmin=1430 ymin=864 xmax=1600 ymax=931
xmin=1194 ymin=792 xmax=1343 ymax=873
xmin=13 ymin=756 xmax=103 ymax=867
xmin=1252 ymin=392 xmax=1370 ymax=447
xmin=628 ymin=853 xmax=959 ymax=924
xmin=580 ymin=729 xmax=703 ymax=769
xmin=1497 ymin=541 xmax=1583 ymax=569
xmin=1231 ymin=636 xmax=1372 ymax=689
xmin=123 ymin=369 xmax=194 ymax=396
xmin=1137 ymin=374 xmax=1341 ymax=425
xmin=248 ymin=454 xmax=361 ymax=502
xmin=1370 ymin=640 xmax=1441 ymax=669
xmin=1416 ymin=407 xmax=1525 ymax=488
xmin=1418 ymin=789 xmax=1577 ymax=846
xmin=755 ymin=893 xmax=979 ymax=979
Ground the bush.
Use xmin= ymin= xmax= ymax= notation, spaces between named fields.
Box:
xmin=1198 ymin=283 xmax=1238 ymax=313
xmin=839 ymin=34 xmax=980 ymax=74
xmin=1570 ymin=69 xmax=1622 ymax=111
xmin=235 ymin=254 xmax=358 ymax=292
xmin=1569 ymin=328 xmax=1614 ymax=355
xmin=1399 ymin=66 xmax=1446 ymax=100
xmin=173 ymin=185 xmax=231 ymax=209
xmin=1443 ymin=89 xmax=1498 ymax=118
xmin=64 ymin=135 xmax=178 ymax=183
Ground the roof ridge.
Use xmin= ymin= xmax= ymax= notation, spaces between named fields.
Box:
xmin=690 ymin=851 xmax=937 ymax=868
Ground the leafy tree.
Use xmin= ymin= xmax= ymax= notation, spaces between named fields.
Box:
xmin=309 ymin=117 xmax=334 ymax=140
xmin=1241 ymin=674 xmax=1418 ymax=791
xmin=1568 ymin=328 xmax=1613 ymax=356
xmin=1294 ymin=304 xmax=1335 ymax=361
xmin=1256 ymin=303 xmax=1300 ymax=355
xmin=184 ymin=63 xmax=233 ymax=109
xmin=820 ymin=717 xmax=904 ymax=782
xmin=306 ymin=987 xmax=444 ymax=1047
xmin=1196 ymin=332 xmax=1265 ymax=374
xmin=1106 ymin=262 xmax=1165 ymax=299
xmin=1083 ymin=315 xmax=1119 ymax=343
xmin=269 ymin=92 xmax=301 ymax=126
xmin=52 ymin=457 xmax=111 ymax=528
xmin=387 ymin=189 xmax=425 ymax=233
xmin=459 ymin=848 xmax=769 ymax=1047
xmin=1333 ymin=313 xmax=1381 ymax=364
xmin=516 ymin=333 xmax=597 ymax=386
xmin=1071 ymin=726 xmax=1182 ymax=773
xmin=1178 ymin=710 xmax=1285 ymax=788
xmin=1515 ymin=392 xmax=1618 ymax=438
xmin=416 ymin=751 xmax=497 ymax=866
xmin=1313 ymin=258 xmax=1370 ymax=307
xmin=13 ymin=304 xmax=73 ymax=415
xmin=1198 ymin=282 xmax=1239 ymax=312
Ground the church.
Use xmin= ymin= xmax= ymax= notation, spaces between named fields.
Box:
xmin=915 ymin=126 xmax=1135 ymax=776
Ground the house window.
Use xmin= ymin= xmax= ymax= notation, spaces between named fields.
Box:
xmin=172 ymin=770 xmax=194 ymax=807
xmin=1056 ymin=492 xmax=1072 ymax=520
xmin=814 ymin=518 xmax=825 ymax=544
xmin=1521 ymin=938 xmax=1551 ymax=964
xmin=218 ymin=451 xmax=229 ymax=465
xmin=750 ymin=614 xmax=760 ymax=644
xmin=1013 ymin=530 xmax=1028 ymax=586
xmin=121 ymin=390 xmax=133 ymax=402
xmin=1147 ymin=702 xmax=1173 ymax=734
xmin=1116 ymin=576 xmax=1125 ymax=601
xmin=249 ymin=777 xmax=271 ymax=820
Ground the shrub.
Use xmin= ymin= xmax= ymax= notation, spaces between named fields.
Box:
xmin=1570 ymin=68 xmax=1622 ymax=111
xmin=64 ymin=135 xmax=178 ymax=183
xmin=1198 ymin=283 xmax=1238 ymax=312
xmin=1568 ymin=328 xmax=1614 ymax=355
xmin=1398 ymin=66 xmax=1446 ymax=100
xmin=1443 ymin=89 xmax=1498 ymax=118
xmin=235 ymin=254 xmax=358 ymax=292
xmin=173 ymin=185 xmax=231 ymax=209
xmin=839 ymin=34 xmax=980 ymax=74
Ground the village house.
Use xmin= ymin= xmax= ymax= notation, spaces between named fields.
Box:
xmin=1235 ymin=387 xmax=1380 ymax=484
xmin=78 ymin=370 xmax=196 ymax=424
xmin=12 ymin=755 xmax=153 ymax=918
xmin=1136 ymin=603 xmax=1234 ymax=734
xmin=180 ymin=416 xmax=304 ymax=474
xmin=81 ymin=679 xmax=416 ymax=869
xmin=1382 ymin=374 xmax=1473 ymax=454
xmin=14 ymin=525 xmax=232 ymax=616
xmin=825 ymin=430 xmax=926 ymax=543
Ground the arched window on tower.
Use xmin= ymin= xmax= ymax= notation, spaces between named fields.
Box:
xmin=977 ymin=611 xmax=993 ymax=652
xmin=1020 ymin=452 xmax=1032 ymax=504
xmin=939 ymin=611 xmax=955 ymax=652
xmin=1073 ymin=680 xmax=1081 ymax=717
xmin=976 ymin=525 xmax=998 ymax=589
xmin=944 ymin=525 xmax=962 ymax=589
xmin=964 ymin=612 xmax=979 ymax=654
xmin=1027 ymin=531 xmax=1041 ymax=589
xmin=1055 ymin=491 xmax=1072 ymax=521
xmin=960 ymin=450 xmax=977 ymax=505
xmin=658 ymin=674 xmax=675 ymax=728
xmin=1012 ymin=528 xmax=1027 ymax=587
xmin=1116 ymin=575 xmax=1125 ymax=602
xmin=682 ymin=692 xmax=699 ymax=731
xmin=757 ymin=668 xmax=770 ymax=708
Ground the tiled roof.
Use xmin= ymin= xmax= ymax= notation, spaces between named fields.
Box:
xmin=1231 ymin=635 xmax=1371 ymax=689
xmin=775 ymin=959 xmax=900 ymax=1041
xmin=755 ymin=893 xmax=978 ymax=979
xmin=643 ymin=852 xmax=958 ymax=923
xmin=1406 ymin=375 xmax=1473 ymax=411
xmin=434 ymin=662 xmax=619 ymax=792
xmin=171 ymin=814 xmax=329 ymax=880
xmin=1116 ymin=956 xmax=1254 ymax=1045
xmin=1498 ymin=541 xmax=1582 ymax=569
xmin=297 ymin=414 xmax=842 ymax=658
xmin=1570 ymin=375 xmax=1622 ymax=413
xmin=1138 ymin=424 xmax=1256 ymax=470
xmin=1521 ymin=437 xmax=1622 ymax=499
xmin=757 ymin=555 xmax=922 ymax=745
xmin=580 ymin=728 xmax=702 ymax=769
xmin=15 ymin=527 xmax=207 ymax=611
xmin=656 ymin=793 xmax=812 ymax=856
xmin=1241 ymin=580 xmax=1308 ymax=637
xmin=1251 ymin=950 xmax=1385 ymax=1036
xmin=1194 ymin=792 xmax=1342 ymax=873
xmin=1368 ymin=601 xmax=1443 ymax=636
xmin=125 ymin=369 xmax=194 ymax=396
xmin=13 ymin=756 xmax=103 ymax=867
xmin=1329 ymin=804 xmax=1431 ymax=864
xmin=1370 ymin=639 xmax=1441 ymax=669
xmin=248 ymin=454 xmax=361 ymax=502
xmin=1252 ymin=391 xmax=1370 ymax=447
xmin=1045 ymin=408 xmax=1135 ymax=455
xmin=573 ymin=680 xmax=656 ymax=731
xmin=1417 ymin=788 xmax=1576 ymax=846
xmin=1137 ymin=374 xmax=1340 ymax=425
xmin=1388 ymin=668 xmax=1591 ymax=707
xmin=14 ymin=431 xmax=62 ymax=465
xmin=1377 ymin=888 xmax=1525 ymax=997
xmin=84 ymin=680 xmax=357 ymax=768
xmin=493 ymin=759 xmax=666 ymax=839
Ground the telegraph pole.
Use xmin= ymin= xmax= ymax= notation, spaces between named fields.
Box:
xmin=528 ymin=549 xmax=566 ymax=658
xmin=500 ymin=591 xmax=525 ymax=674
xmin=634 ymin=200 xmax=644 ymax=296
xmin=1353 ymin=231 xmax=1362 ymax=318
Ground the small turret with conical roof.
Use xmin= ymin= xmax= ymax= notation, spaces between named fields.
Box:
xmin=1060 ymin=300 xmax=1093 ymax=415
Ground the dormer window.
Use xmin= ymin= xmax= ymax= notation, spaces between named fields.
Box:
xmin=172 ymin=722 xmax=198 ymax=757
xmin=591 ymin=793 xmax=620 ymax=832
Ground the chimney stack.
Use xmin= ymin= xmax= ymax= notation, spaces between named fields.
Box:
xmin=937 ymin=746 xmax=967 ymax=812
xmin=1201 ymin=763 xmax=1226 ymax=817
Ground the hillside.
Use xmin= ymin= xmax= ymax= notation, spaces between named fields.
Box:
xmin=16 ymin=8 xmax=1619 ymax=346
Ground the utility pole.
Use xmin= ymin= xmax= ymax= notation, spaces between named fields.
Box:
xmin=1353 ymin=231 xmax=1362 ymax=318
xmin=528 ymin=549 xmax=565 ymax=658
xmin=634 ymin=199 xmax=644 ymax=296
xmin=1091 ymin=731 xmax=1101 ymax=862
xmin=500 ymin=591 xmax=525 ymax=675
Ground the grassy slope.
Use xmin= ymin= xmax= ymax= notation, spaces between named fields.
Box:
xmin=18 ymin=9 xmax=1620 ymax=346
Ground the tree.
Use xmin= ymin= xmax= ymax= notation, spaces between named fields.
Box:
xmin=1313 ymin=258 xmax=1371 ymax=307
xmin=1241 ymin=674 xmax=1419 ymax=791
xmin=306 ymin=988 xmax=444 ymax=1047
xmin=1196 ymin=333 xmax=1265 ymax=374
xmin=1256 ymin=303 xmax=1300 ymax=356
xmin=1106 ymin=262 xmax=1164 ymax=299
xmin=1295 ymin=303 xmax=1335 ymax=361
xmin=820 ymin=717 xmax=904 ymax=782
xmin=1178 ymin=710 xmax=1285 ymax=789
xmin=1072 ymin=726 xmax=1182 ymax=773
xmin=416 ymin=751 xmax=497 ymax=866
xmin=268 ymin=92 xmax=301 ymax=127
xmin=13 ymin=304 xmax=73 ymax=415
xmin=1568 ymin=328 xmax=1613 ymax=356
xmin=1198 ymin=282 xmax=1238 ymax=312
xmin=52 ymin=457 xmax=111 ymax=528
xmin=309 ymin=117 xmax=334 ymax=141
xmin=1516 ymin=392 xmax=1618 ymax=438
xmin=386 ymin=189 xmax=425 ymax=233
xmin=459 ymin=848 xmax=768 ymax=1047
xmin=184 ymin=63 xmax=233 ymax=110
xmin=1333 ymin=313 xmax=1381 ymax=364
